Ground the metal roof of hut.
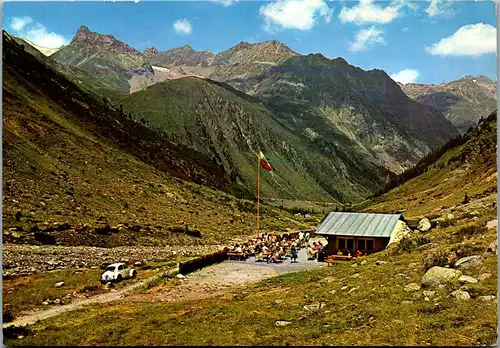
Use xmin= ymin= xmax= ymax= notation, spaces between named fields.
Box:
xmin=315 ymin=212 xmax=405 ymax=238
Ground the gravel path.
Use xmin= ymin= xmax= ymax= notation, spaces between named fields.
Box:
xmin=3 ymin=272 xmax=157 ymax=329
xmin=4 ymin=238 xmax=327 ymax=327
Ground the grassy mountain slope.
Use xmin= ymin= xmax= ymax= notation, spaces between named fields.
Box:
xmin=51 ymin=26 xmax=154 ymax=94
xmin=12 ymin=112 xmax=497 ymax=346
xmin=401 ymin=76 xmax=497 ymax=134
xmin=148 ymin=42 xmax=458 ymax=174
xmin=362 ymin=110 xmax=497 ymax=218
xmin=11 ymin=34 xmax=126 ymax=103
xmin=252 ymin=55 xmax=459 ymax=173
xmin=121 ymin=76 xmax=392 ymax=203
xmin=2 ymin=30 xmax=308 ymax=248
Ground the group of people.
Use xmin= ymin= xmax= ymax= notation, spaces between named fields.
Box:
xmin=306 ymin=241 xmax=326 ymax=261
xmin=336 ymin=249 xmax=367 ymax=257
xmin=227 ymin=232 xmax=313 ymax=263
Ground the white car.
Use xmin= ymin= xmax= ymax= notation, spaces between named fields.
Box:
xmin=101 ymin=263 xmax=137 ymax=284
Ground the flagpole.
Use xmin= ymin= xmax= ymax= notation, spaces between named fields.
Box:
xmin=257 ymin=151 xmax=261 ymax=235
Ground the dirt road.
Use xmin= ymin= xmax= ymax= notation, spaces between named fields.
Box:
xmin=4 ymin=242 xmax=326 ymax=328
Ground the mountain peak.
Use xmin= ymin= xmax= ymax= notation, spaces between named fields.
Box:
xmin=232 ymin=41 xmax=252 ymax=50
xmin=69 ymin=25 xmax=140 ymax=54
xmin=144 ymin=46 xmax=157 ymax=55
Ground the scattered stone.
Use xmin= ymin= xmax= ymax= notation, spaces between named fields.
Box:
xmin=424 ymin=297 xmax=430 ymax=302
xmin=401 ymin=300 xmax=413 ymax=305
xmin=486 ymin=219 xmax=497 ymax=230
xmin=417 ymin=218 xmax=432 ymax=232
xmin=321 ymin=277 xmax=336 ymax=284
xmin=18 ymin=336 xmax=24 ymax=340
xmin=341 ymin=285 xmax=349 ymax=291
xmin=53 ymin=299 xmax=61 ymax=305
xmin=347 ymin=286 xmax=359 ymax=294
xmin=458 ymin=275 xmax=478 ymax=284
xmin=134 ymin=261 xmax=142 ymax=267
xmin=478 ymin=295 xmax=496 ymax=302
xmin=104 ymin=282 xmax=113 ymax=289
xmin=54 ymin=282 xmax=65 ymax=288
xmin=451 ymin=290 xmax=471 ymax=301
xmin=41 ymin=301 xmax=48 ymax=306
xmin=350 ymin=273 xmax=360 ymax=278
xmin=275 ymin=320 xmax=292 ymax=327
xmin=455 ymin=255 xmax=482 ymax=270
xmin=421 ymin=266 xmax=462 ymax=288
xmin=423 ymin=290 xmax=436 ymax=298
xmin=396 ymin=273 xmax=407 ymax=278
xmin=176 ymin=274 xmax=186 ymax=279
xmin=329 ymin=290 xmax=337 ymax=295
xmin=404 ymin=283 xmax=421 ymax=292
xmin=274 ymin=300 xmax=283 ymax=305
xmin=487 ymin=240 xmax=497 ymax=254
xmin=351 ymin=263 xmax=358 ymax=268
xmin=478 ymin=273 xmax=492 ymax=281
xmin=360 ymin=260 xmax=367 ymax=265
xmin=303 ymin=303 xmax=326 ymax=311
xmin=376 ymin=260 xmax=389 ymax=266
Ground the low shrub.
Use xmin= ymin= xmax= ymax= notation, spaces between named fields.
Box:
xmin=423 ymin=250 xmax=449 ymax=271
xmin=398 ymin=234 xmax=430 ymax=253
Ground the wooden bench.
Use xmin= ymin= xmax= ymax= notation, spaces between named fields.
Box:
xmin=326 ymin=255 xmax=354 ymax=265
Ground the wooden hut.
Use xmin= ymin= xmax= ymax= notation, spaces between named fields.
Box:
xmin=315 ymin=212 xmax=406 ymax=255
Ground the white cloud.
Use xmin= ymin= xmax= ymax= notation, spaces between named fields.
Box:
xmin=390 ymin=69 xmax=419 ymax=84
xmin=348 ymin=26 xmax=385 ymax=52
xmin=9 ymin=17 xmax=68 ymax=48
xmin=425 ymin=0 xmax=454 ymax=18
xmin=259 ymin=0 xmax=333 ymax=32
xmin=426 ymin=23 xmax=496 ymax=56
xmin=339 ymin=0 xmax=404 ymax=25
xmin=173 ymin=19 xmax=192 ymax=35
xmin=212 ymin=0 xmax=238 ymax=6
xmin=10 ymin=16 xmax=33 ymax=31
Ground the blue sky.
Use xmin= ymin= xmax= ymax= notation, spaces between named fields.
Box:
xmin=3 ymin=0 xmax=497 ymax=84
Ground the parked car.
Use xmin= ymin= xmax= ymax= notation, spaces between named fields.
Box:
xmin=101 ymin=263 xmax=137 ymax=284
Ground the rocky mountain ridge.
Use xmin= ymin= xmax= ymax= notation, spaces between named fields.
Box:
xmin=400 ymin=75 xmax=497 ymax=134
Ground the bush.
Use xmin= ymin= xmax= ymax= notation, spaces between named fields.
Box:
xmin=423 ymin=250 xmax=449 ymax=270
xmin=454 ymin=223 xmax=486 ymax=239
xmin=398 ymin=235 xmax=430 ymax=253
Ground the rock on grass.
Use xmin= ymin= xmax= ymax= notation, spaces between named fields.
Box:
xmin=421 ymin=266 xmax=462 ymax=288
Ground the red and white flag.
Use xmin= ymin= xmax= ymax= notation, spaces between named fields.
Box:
xmin=258 ymin=151 xmax=273 ymax=171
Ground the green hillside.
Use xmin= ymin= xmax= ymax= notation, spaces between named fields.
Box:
xmin=121 ymin=76 xmax=393 ymax=203
xmin=11 ymin=109 xmax=497 ymax=346
xmin=2 ymin=30 xmax=308 ymax=248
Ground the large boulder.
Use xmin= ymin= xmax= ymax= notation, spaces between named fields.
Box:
xmin=417 ymin=218 xmax=432 ymax=232
xmin=421 ymin=266 xmax=462 ymax=288
xmin=455 ymin=255 xmax=482 ymax=270
xmin=388 ymin=221 xmax=414 ymax=245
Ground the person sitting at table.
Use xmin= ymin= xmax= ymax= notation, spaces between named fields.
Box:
xmin=337 ymin=249 xmax=343 ymax=255
xmin=307 ymin=245 xmax=317 ymax=260
xmin=356 ymin=249 xmax=362 ymax=257
xmin=347 ymin=251 xmax=352 ymax=257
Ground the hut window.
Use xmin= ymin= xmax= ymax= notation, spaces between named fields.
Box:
xmin=339 ymin=239 xmax=346 ymax=249
xmin=358 ymin=240 xmax=366 ymax=250
xmin=347 ymin=239 xmax=354 ymax=250
xmin=367 ymin=240 xmax=374 ymax=251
